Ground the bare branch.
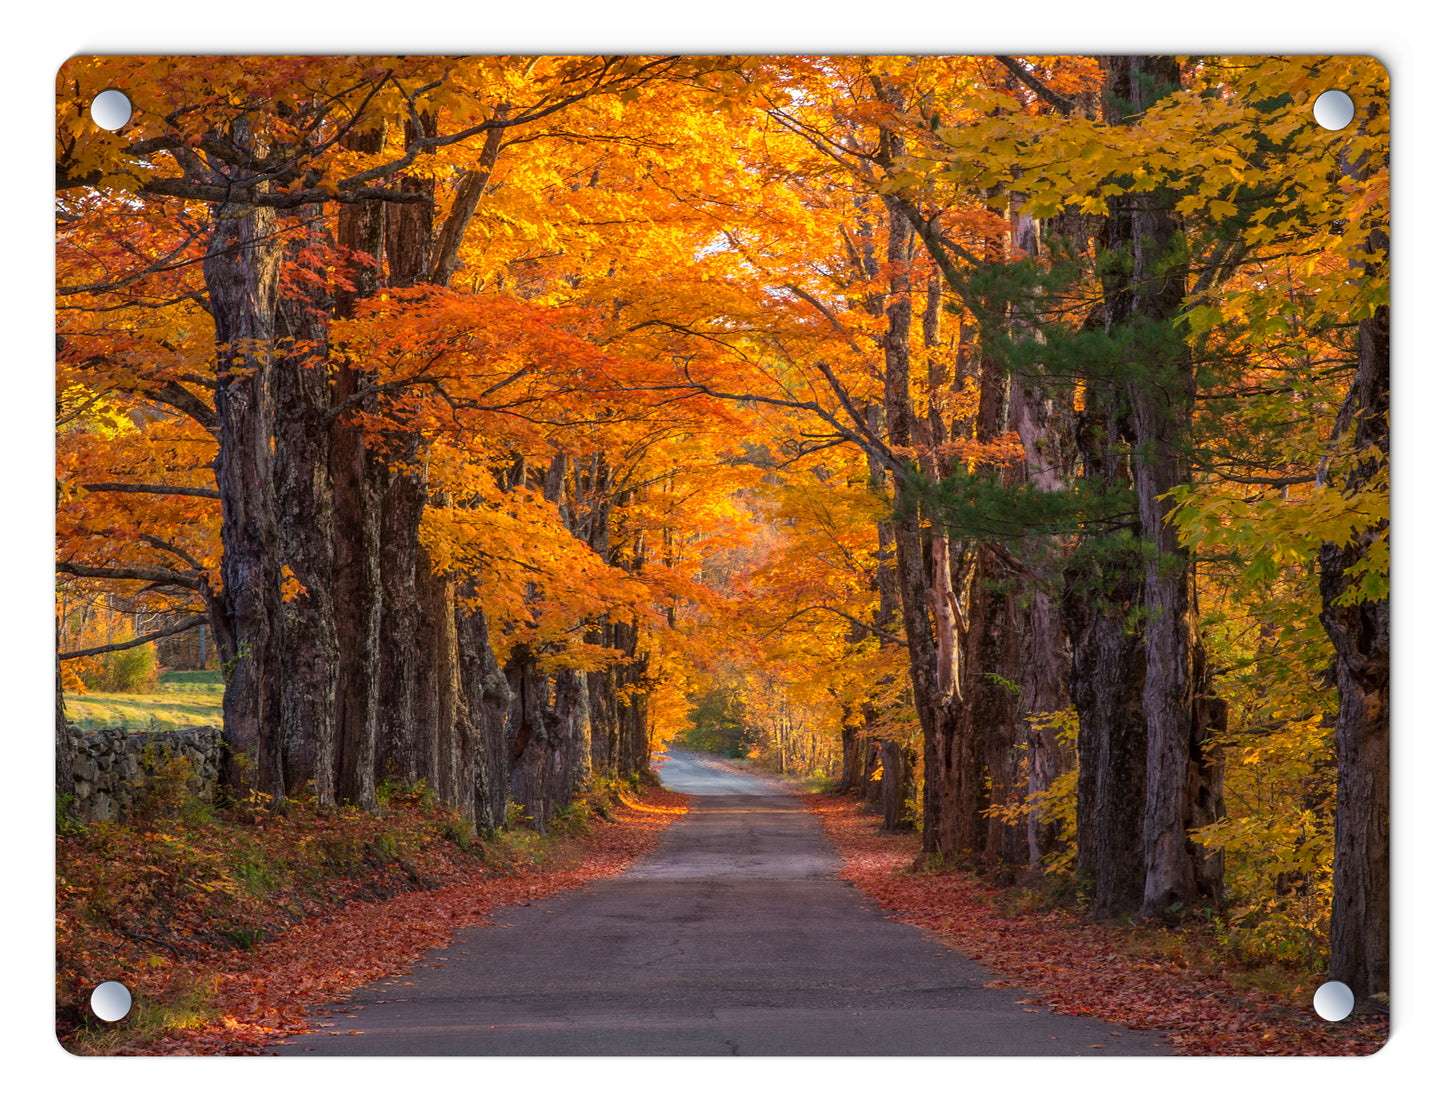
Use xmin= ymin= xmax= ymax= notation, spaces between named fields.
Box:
xmin=56 ymin=562 xmax=202 ymax=591
xmin=59 ymin=614 xmax=208 ymax=660
xmin=139 ymin=534 xmax=207 ymax=571
xmin=79 ymin=483 xmax=220 ymax=499
xmin=143 ymin=382 xmax=218 ymax=431
xmin=992 ymin=56 xmax=1083 ymax=116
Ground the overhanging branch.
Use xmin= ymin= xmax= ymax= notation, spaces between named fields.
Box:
xmin=58 ymin=614 xmax=209 ymax=660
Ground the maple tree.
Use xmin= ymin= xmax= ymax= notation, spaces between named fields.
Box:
xmin=57 ymin=53 xmax=1388 ymax=1012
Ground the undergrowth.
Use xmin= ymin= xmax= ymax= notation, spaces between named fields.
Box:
xmin=56 ymin=769 xmax=660 ymax=1054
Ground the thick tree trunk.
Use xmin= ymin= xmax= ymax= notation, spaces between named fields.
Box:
xmin=1006 ymin=215 xmax=1078 ymax=864
xmin=329 ymin=137 xmax=387 ymax=809
xmin=880 ymin=738 xmax=915 ymax=833
xmin=966 ymin=546 xmax=1025 ymax=863
xmin=926 ymin=531 xmax=979 ymax=854
xmin=586 ymin=624 xmax=622 ymax=779
xmin=1103 ymin=55 xmax=1221 ymax=917
xmin=837 ymin=714 xmax=865 ymax=794
xmin=204 ymin=202 xmax=286 ymax=802
xmin=506 ymin=647 xmax=561 ymax=830
xmin=429 ymin=558 xmax=465 ymax=810
xmin=376 ymin=456 xmax=426 ymax=785
xmin=1017 ymin=584 xmax=1073 ymax=862
xmin=456 ymin=597 xmax=512 ymax=834
xmin=861 ymin=724 xmax=884 ymax=806
xmin=273 ymin=202 xmax=337 ymax=803
xmin=868 ymin=194 xmax=928 ymax=839
xmin=374 ymin=126 xmax=437 ymax=792
xmin=555 ymin=668 xmax=593 ymax=798
xmin=616 ymin=630 xmax=653 ymax=778
xmin=1064 ymin=372 xmax=1149 ymax=918
xmin=56 ymin=624 xmax=72 ymax=795
xmin=1063 ymin=546 xmax=1149 ymax=919
xmin=1320 ymin=301 xmax=1389 ymax=1001
xmin=412 ymin=540 xmax=445 ymax=794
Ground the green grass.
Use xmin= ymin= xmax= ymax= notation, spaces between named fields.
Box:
xmin=160 ymin=670 xmax=224 ymax=686
xmin=64 ymin=674 xmax=224 ymax=731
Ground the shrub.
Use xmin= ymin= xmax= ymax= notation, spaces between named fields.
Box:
xmin=107 ymin=644 xmax=159 ymax=693
xmin=548 ymin=801 xmax=592 ymax=838
xmin=136 ymin=746 xmax=204 ymax=822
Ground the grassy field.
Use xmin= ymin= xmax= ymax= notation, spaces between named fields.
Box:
xmin=63 ymin=671 xmax=224 ymax=731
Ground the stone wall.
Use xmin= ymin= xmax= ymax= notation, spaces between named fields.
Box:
xmin=60 ymin=726 xmax=224 ymax=822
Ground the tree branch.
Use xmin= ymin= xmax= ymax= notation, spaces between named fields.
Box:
xmin=993 ymin=56 xmax=1083 ymax=116
xmin=79 ymin=483 xmax=221 ymax=499
xmin=58 ymin=614 xmax=208 ymax=660
xmin=56 ymin=562 xmax=202 ymax=591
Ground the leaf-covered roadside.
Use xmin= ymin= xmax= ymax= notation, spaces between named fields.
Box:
xmin=57 ymin=781 xmax=688 ymax=1055
xmin=799 ymin=793 xmax=1387 ymax=1056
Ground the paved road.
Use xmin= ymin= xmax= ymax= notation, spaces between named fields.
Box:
xmin=272 ymin=751 xmax=1170 ymax=1055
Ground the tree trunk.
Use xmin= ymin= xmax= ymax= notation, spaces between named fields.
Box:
xmin=429 ymin=556 xmax=465 ymax=810
xmin=456 ymin=596 xmax=512 ymax=834
xmin=376 ymin=455 xmax=426 ymax=785
xmin=968 ymin=546 xmax=1026 ymax=863
xmin=329 ymin=129 xmax=387 ymax=809
xmin=1063 ymin=373 xmax=1148 ymax=918
xmin=374 ymin=124 xmax=437 ymax=792
xmin=555 ymin=668 xmax=593 ymax=798
xmin=1007 ymin=207 xmax=1078 ymax=864
xmin=56 ymin=621 xmax=72 ymax=796
xmin=1320 ymin=300 xmax=1389 ymax=1001
xmin=506 ymin=647 xmax=560 ymax=830
xmin=880 ymin=738 xmax=915 ymax=833
xmin=587 ymin=622 xmax=622 ymax=779
xmin=1101 ymin=55 xmax=1220 ymax=917
xmin=273 ymin=202 xmax=337 ymax=803
xmin=1064 ymin=545 xmax=1149 ymax=919
xmin=837 ymin=714 xmax=864 ymax=794
xmin=1017 ymin=584 xmax=1072 ymax=862
xmin=204 ymin=201 xmax=285 ymax=802
xmin=868 ymin=194 xmax=929 ymax=840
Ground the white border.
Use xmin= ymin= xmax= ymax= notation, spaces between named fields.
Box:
xmin=11 ymin=4 xmax=1435 ymax=1107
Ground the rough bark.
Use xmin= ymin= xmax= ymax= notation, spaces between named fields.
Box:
xmin=873 ymin=192 xmax=927 ymax=837
xmin=456 ymin=597 xmax=512 ymax=834
xmin=56 ymin=621 xmax=72 ymax=795
xmin=425 ymin=552 xmax=465 ymax=810
xmin=837 ymin=714 xmax=865 ymax=794
xmin=1007 ymin=207 xmax=1078 ymax=863
xmin=554 ymin=667 xmax=593 ymax=799
xmin=204 ymin=201 xmax=286 ymax=802
xmin=1016 ymin=582 xmax=1073 ymax=862
xmin=1063 ymin=537 xmax=1149 ymax=919
xmin=329 ymin=126 xmax=387 ymax=809
xmin=272 ymin=202 xmax=337 ymax=803
xmin=1101 ymin=55 xmax=1221 ymax=917
xmin=374 ymin=115 xmax=437 ymax=792
xmin=967 ymin=546 xmax=1026 ymax=863
xmin=1063 ymin=371 xmax=1148 ymax=918
xmin=505 ymin=646 xmax=561 ymax=830
xmin=586 ymin=622 xmax=622 ymax=779
xmin=880 ymin=737 xmax=914 ymax=832
xmin=1320 ymin=300 xmax=1390 ymax=1000
xmin=375 ymin=458 xmax=426 ymax=785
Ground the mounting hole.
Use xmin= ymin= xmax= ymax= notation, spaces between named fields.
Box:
xmin=89 ymin=980 xmax=132 ymax=1023
xmin=1312 ymin=90 xmax=1355 ymax=131
xmin=1313 ymin=980 xmax=1354 ymax=1021
xmin=89 ymin=89 xmax=132 ymax=131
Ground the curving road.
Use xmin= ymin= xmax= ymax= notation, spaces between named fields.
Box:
xmin=272 ymin=750 xmax=1170 ymax=1055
